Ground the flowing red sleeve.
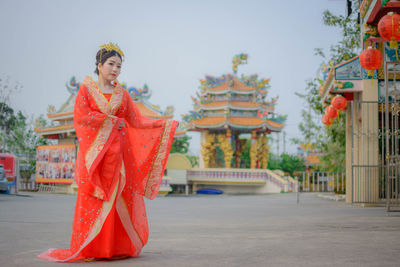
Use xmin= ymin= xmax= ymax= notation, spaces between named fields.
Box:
xmin=124 ymin=90 xmax=163 ymax=129
xmin=74 ymin=84 xmax=121 ymax=198
xmin=121 ymin=90 xmax=178 ymax=199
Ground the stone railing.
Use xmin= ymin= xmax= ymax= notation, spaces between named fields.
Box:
xmin=187 ymin=168 xmax=296 ymax=192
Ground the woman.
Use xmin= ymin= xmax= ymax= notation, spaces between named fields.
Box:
xmin=38 ymin=43 xmax=178 ymax=262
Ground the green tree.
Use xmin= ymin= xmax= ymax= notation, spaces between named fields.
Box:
xmin=0 ymin=102 xmax=16 ymax=152
xmin=267 ymin=153 xmax=280 ymax=170
xmin=170 ymin=135 xmax=191 ymax=154
xmin=279 ymin=153 xmax=306 ymax=176
xmin=186 ymin=155 xmax=199 ymax=168
xmin=0 ymin=102 xmax=48 ymax=178
xmin=7 ymin=111 xmax=47 ymax=157
xmin=239 ymin=139 xmax=251 ymax=168
xmin=293 ymin=1 xmax=360 ymax=172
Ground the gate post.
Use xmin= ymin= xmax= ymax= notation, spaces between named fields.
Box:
xmin=346 ymin=97 xmax=355 ymax=203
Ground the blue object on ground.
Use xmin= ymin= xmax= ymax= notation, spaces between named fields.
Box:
xmin=196 ymin=188 xmax=223 ymax=195
xmin=4 ymin=179 xmax=16 ymax=194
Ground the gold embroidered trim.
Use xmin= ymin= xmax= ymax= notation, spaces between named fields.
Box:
xmin=82 ymin=76 xmax=124 ymax=173
xmin=144 ymin=120 xmax=173 ymax=199
xmin=84 ymin=76 xmax=110 ymax=114
xmin=116 ymin=197 xmax=145 ymax=247
xmin=108 ymin=84 xmax=123 ymax=115
xmin=85 ymin=116 xmax=117 ymax=172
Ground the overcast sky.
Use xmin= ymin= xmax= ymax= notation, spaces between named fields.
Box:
xmin=0 ymin=0 xmax=346 ymax=155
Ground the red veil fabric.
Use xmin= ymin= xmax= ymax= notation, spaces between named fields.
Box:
xmin=38 ymin=76 xmax=177 ymax=262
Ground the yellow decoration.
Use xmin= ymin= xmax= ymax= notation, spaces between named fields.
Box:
xmin=217 ymin=132 xmax=233 ymax=168
xmin=249 ymin=132 xmax=270 ymax=169
xmin=363 ymin=23 xmax=378 ymax=36
xmin=100 ymin=42 xmax=125 ymax=58
xmin=201 ymin=131 xmax=216 ymax=168
xmin=260 ymin=133 xmax=269 ymax=169
xmin=250 ymin=130 xmax=258 ymax=169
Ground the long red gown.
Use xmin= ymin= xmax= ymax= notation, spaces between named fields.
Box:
xmin=38 ymin=76 xmax=178 ymax=262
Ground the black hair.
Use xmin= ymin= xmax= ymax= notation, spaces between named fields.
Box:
xmin=94 ymin=49 xmax=122 ymax=75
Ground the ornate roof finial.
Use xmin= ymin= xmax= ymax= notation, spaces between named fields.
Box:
xmin=232 ymin=53 xmax=248 ymax=74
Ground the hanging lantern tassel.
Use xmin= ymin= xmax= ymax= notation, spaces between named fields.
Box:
xmin=390 ymin=39 xmax=398 ymax=49
xmin=390 ymin=38 xmax=399 ymax=61
xmin=367 ymin=70 xmax=375 ymax=77
xmin=337 ymin=109 xmax=343 ymax=123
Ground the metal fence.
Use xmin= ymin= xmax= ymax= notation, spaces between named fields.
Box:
xmin=298 ymin=172 xmax=345 ymax=193
xmin=387 ymin=155 xmax=400 ymax=211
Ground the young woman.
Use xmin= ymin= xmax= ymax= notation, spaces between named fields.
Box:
xmin=38 ymin=43 xmax=178 ymax=262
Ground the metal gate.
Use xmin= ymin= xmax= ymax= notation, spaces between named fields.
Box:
xmin=384 ymin=62 xmax=400 ymax=212
xmin=299 ymin=172 xmax=345 ymax=193
xmin=350 ymin=100 xmax=383 ymax=205
xmin=351 ymin=61 xmax=400 ymax=210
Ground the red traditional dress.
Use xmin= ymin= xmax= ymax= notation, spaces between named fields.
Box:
xmin=38 ymin=76 xmax=178 ymax=262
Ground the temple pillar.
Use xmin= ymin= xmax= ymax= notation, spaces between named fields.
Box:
xmin=261 ymin=132 xmax=269 ymax=169
xmin=250 ymin=130 xmax=258 ymax=169
xmin=217 ymin=128 xmax=233 ymax=168
xmin=345 ymin=98 xmax=352 ymax=203
xmin=235 ymin=132 xmax=240 ymax=168
xmin=199 ymin=131 xmax=206 ymax=168
xmin=201 ymin=131 xmax=216 ymax=168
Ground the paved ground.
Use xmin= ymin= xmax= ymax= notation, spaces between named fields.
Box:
xmin=0 ymin=192 xmax=399 ymax=267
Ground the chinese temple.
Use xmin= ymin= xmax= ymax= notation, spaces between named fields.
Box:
xmin=183 ymin=54 xmax=285 ymax=169
xmin=296 ymin=144 xmax=323 ymax=170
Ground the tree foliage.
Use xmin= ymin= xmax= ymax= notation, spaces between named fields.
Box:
xmin=170 ymin=135 xmax=191 ymax=154
xmin=268 ymin=153 xmax=305 ymax=176
xmin=0 ymin=102 xmax=48 ymax=178
xmin=186 ymin=155 xmax=199 ymax=168
xmin=292 ymin=1 xmax=360 ymax=172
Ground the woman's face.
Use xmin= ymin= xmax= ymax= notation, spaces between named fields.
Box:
xmin=98 ymin=55 xmax=122 ymax=82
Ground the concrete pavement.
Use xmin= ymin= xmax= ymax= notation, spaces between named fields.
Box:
xmin=0 ymin=192 xmax=399 ymax=267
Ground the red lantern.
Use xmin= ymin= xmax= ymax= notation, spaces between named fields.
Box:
xmin=331 ymin=95 xmax=347 ymax=111
xmin=359 ymin=47 xmax=382 ymax=77
xmin=325 ymin=105 xmax=338 ymax=119
xmin=322 ymin=114 xmax=333 ymax=126
xmin=378 ymin=12 xmax=400 ymax=48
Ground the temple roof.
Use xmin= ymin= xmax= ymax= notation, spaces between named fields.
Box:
xmin=306 ymin=155 xmax=321 ymax=165
xmin=35 ymin=124 xmax=75 ymax=135
xmin=183 ymin=54 xmax=285 ymax=133
xmin=191 ymin=116 xmax=284 ymax=131
xmin=319 ymin=56 xmax=364 ymax=105
xmin=36 ymin=77 xmax=177 ymax=137
xmin=196 ymin=101 xmax=274 ymax=111
xmin=360 ymin=0 xmax=400 ymax=25
xmin=134 ymin=102 xmax=173 ymax=119
xmin=207 ymin=78 xmax=258 ymax=93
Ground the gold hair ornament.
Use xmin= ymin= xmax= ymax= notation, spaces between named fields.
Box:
xmin=99 ymin=42 xmax=125 ymax=58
